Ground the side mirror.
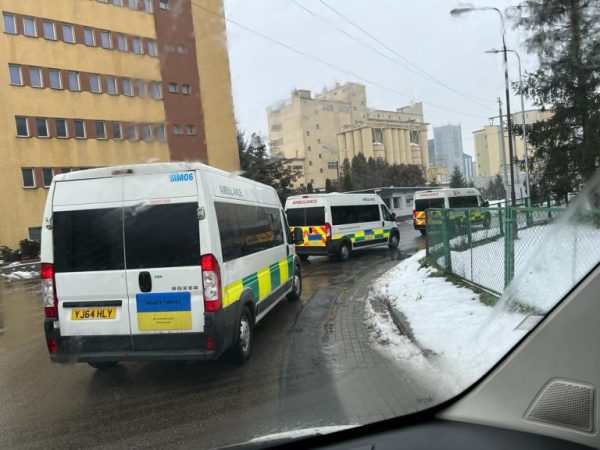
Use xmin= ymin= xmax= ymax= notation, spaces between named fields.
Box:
xmin=482 ymin=200 xmax=490 ymax=207
xmin=292 ymin=227 xmax=304 ymax=245
xmin=391 ymin=213 xmax=396 ymax=221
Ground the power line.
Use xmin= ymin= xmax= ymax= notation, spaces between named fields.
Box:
xmin=191 ymin=0 xmax=488 ymax=120
xmin=318 ymin=0 xmax=495 ymax=106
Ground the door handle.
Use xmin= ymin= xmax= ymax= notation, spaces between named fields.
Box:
xmin=138 ymin=271 xmax=152 ymax=293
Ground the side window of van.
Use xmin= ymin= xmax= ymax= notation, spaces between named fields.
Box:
xmin=380 ymin=205 xmax=392 ymax=221
xmin=331 ymin=205 xmax=380 ymax=225
xmin=215 ymin=202 xmax=285 ymax=262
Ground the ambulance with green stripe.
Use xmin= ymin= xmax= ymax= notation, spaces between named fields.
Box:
xmin=285 ymin=193 xmax=400 ymax=261
xmin=40 ymin=162 xmax=304 ymax=369
xmin=413 ymin=188 xmax=490 ymax=235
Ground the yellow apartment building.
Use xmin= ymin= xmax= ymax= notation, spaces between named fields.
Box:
xmin=474 ymin=109 xmax=551 ymax=177
xmin=0 ymin=0 xmax=238 ymax=248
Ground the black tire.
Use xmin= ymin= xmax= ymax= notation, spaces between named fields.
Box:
xmin=420 ymin=229 xmax=427 ymax=236
xmin=337 ymin=242 xmax=351 ymax=261
xmin=287 ymin=265 xmax=302 ymax=301
xmin=299 ymin=254 xmax=309 ymax=261
xmin=388 ymin=232 xmax=400 ymax=249
xmin=233 ymin=306 xmax=253 ymax=364
xmin=88 ymin=361 xmax=118 ymax=370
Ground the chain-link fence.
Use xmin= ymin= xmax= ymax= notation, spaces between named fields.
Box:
xmin=426 ymin=206 xmax=568 ymax=294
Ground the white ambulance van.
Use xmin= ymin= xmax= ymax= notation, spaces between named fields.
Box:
xmin=40 ymin=163 xmax=304 ymax=369
xmin=284 ymin=193 xmax=400 ymax=261
xmin=413 ymin=188 xmax=490 ymax=234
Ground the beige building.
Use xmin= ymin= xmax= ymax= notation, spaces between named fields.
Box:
xmin=0 ymin=0 xmax=238 ymax=248
xmin=267 ymin=82 xmax=429 ymax=189
xmin=474 ymin=109 xmax=551 ymax=177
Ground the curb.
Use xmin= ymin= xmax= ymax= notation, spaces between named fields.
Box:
xmin=383 ymin=297 xmax=437 ymax=358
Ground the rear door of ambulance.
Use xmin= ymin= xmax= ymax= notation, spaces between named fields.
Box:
xmin=52 ymin=176 xmax=132 ymax=354
xmin=122 ymin=170 xmax=204 ymax=352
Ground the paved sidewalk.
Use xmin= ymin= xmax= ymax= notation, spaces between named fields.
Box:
xmin=325 ymin=262 xmax=440 ymax=424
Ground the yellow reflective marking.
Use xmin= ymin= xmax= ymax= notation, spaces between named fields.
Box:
xmin=257 ymin=267 xmax=271 ymax=301
xmin=223 ymin=279 xmax=244 ymax=308
xmin=137 ymin=311 xmax=192 ymax=331
xmin=278 ymin=259 xmax=289 ymax=284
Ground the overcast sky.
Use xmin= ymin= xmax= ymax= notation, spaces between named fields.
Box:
xmin=223 ymin=0 xmax=538 ymax=157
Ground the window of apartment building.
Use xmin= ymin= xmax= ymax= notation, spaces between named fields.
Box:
xmin=410 ymin=130 xmax=419 ymax=144
xmin=128 ymin=0 xmax=138 ymax=9
xmin=74 ymin=120 xmax=86 ymax=138
xmin=156 ymin=124 xmax=166 ymax=141
xmin=122 ymin=78 xmax=133 ymax=96
xmin=308 ymin=161 xmax=313 ymax=166
xmin=339 ymin=105 xmax=350 ymax=113
xmin=16 ymin=117 xmax=29 ymax=137
xmin=116 ymin=33 xmax=127 ymax=51
xmin=68 ymin=71 xmax=80 ymax=91
xmin=136 ymin=80 xmax=147 ymax=97
xmin=55 ymin=119 xmax=68 ymax=138
xmin=173 ymin=124 xmax=182 ymax=135
xmin=100 ymin=30 xmax=112 ymax=49
xmin=306 ymin=131 xmax=310 ymax=136
xmin=3 ymin=13 xmax=16 ymax=34
xmin=320 ymin=168 xmax=324 ymax=173
xmin=132 ymin=37 xmax=143 ymax=54
xmin=323 ymin=104 xmax=333 ymax=111
xmin=327 ymin=162 xmax=338 ymax=170
xmin=29 ymin=67 xmax=43 ymax=88
xmin=151 ymin=81 xmax=162 ymax=99
xmin=318 ymin=153 xmax=322 ymax=159
xmin=9 ymin=64 xmax=22 ymax=85
xmin=307 ymin=145 xmax=311 ymax=151
xmin=89 ymin=74 xmax=102 ymax=93
xmin=112 ymin=0 xmax=124 ymax=5
xmin=22 ymin=168 xmax=35 ymax=188
xmin=42 ymin=168 xmax=54 ymax=188
xmin=406 ymin=196 xmax=413 ymax=206
xmin=293 ymin=165 xmax=303 ymax=170
xmin=177 ymin=44 xmax=187 ymax=54
xmin=180 ymin=84 xmax=191 ymax=95
xmin=316 ymin=124 xmax=320 ymax=129
xmin=127 ymin=123 xmax=138 ymax=141
xmin=112 ymin=121 xmax=122 ymax=140
xmin=43 ymin=20 xmax=56 ymax=40
xmin=106 ymin=76 xmax=117 ymax=95
xmin=317 ymin=138 xmax=321 ymax=144
xmin=142 ymin=124 xmax=152 ymax=141
xmin=159 ymin=0 xmax=169 ymax=10
xmin=96 ymin=0 xmax=109 ymax=3
xmin=49 ymin=69 xmax=61 ymax=89
xmin=96 ymin=121 xmax=107 ymax=139
xmin=29 ymin=227 xmax=42 ymax=242
xmin=36 ymin=118 xmax=49 ymax=137
xmin=83 ymin=27 xmax=95 ymax=46
xmin=187 ymin=125 xmax=196 ymax=136
xmin=143 ymin=0 xmax=153 ymax=13
xmin=62 ymin=24 xmax=75 ymax=43
xmin=147 ymin=39 xmax=158 ymax=56
xmin=23 ymin=17 xmax=36 ymax=37
xmin=168 ymin=82 xmax=178 ymax=93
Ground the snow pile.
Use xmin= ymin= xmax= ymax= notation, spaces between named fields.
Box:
xmin=0 ymin=271 xmax=38 ymax=282
xmin=368 ymin=250 xmax=529 ymax=393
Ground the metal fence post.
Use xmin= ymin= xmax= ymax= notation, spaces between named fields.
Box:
xmin=466 ymin=209 xmax=473 ymax=282
xmin=442 ymin=209 xmax=452 ymax=272
xmin=498 ymin=205 xmax=504 ymax=237
xmin=504 ymin=206 xmax=515 ymax=287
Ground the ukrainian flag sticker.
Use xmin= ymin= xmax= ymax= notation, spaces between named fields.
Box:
xmin=136 ymin=292 xmax=192 ymax=331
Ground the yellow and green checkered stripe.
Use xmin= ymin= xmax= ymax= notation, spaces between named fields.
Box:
xmin=222 ymin=255 xmax=295 ymax=308
xmin=332 ymin=227 xmax=391 ymax=243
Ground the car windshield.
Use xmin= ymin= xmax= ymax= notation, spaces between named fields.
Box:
xmin=1 ymin=0 xmax=599 ymax=448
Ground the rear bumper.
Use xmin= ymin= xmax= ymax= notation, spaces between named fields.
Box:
xmin=44 ymin=318 xmax=219 ymax=362
xmin=414 ymin=223 xmax=426 ymax=230
xmin=294 ymin=239 xmax=343 ymax=256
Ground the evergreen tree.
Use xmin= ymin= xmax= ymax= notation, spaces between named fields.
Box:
xmin=449 ymin=166 xmax=466 ymax=188
xmin=340 ymin=158 xmax=353 ymax=192
xmin=515 ymin=0 xmax=600 ymax=201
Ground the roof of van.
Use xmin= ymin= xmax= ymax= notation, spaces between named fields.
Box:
xmin=53 ymin=162 xmax=261 ymax=186
xmin=414 ymin=187 xmax=481 ymax=196
xmin=286 ymin=192 xmax=378 ymax=200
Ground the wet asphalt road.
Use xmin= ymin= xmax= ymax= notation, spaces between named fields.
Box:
xmin=0 ymin=222 xmax=430 ymax=449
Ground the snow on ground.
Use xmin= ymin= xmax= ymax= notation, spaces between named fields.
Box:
xmin=367 ymin=250 xmax=530 ymax=394
xmin=0 ymin=271 xmax=38 ymax=282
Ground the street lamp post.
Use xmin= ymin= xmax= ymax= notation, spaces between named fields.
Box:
xmin=451 ymin=6 xmax=517 ymax=207
xmin=485 ymin=48 xmax=531 ymax=203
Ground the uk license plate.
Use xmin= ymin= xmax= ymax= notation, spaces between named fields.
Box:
xmin=71 ymin=308 xmax=116 ymax=320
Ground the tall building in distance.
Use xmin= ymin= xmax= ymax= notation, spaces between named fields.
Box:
xmin=473 ymin=109 xmax=551 ymax=177
xmin=267 ymin=82 xmax=429 ymax=189
xmin=0 ymin=0 xmax=239 ymax=247
xmin=431 ymin=124 xmax=464 ymax=173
